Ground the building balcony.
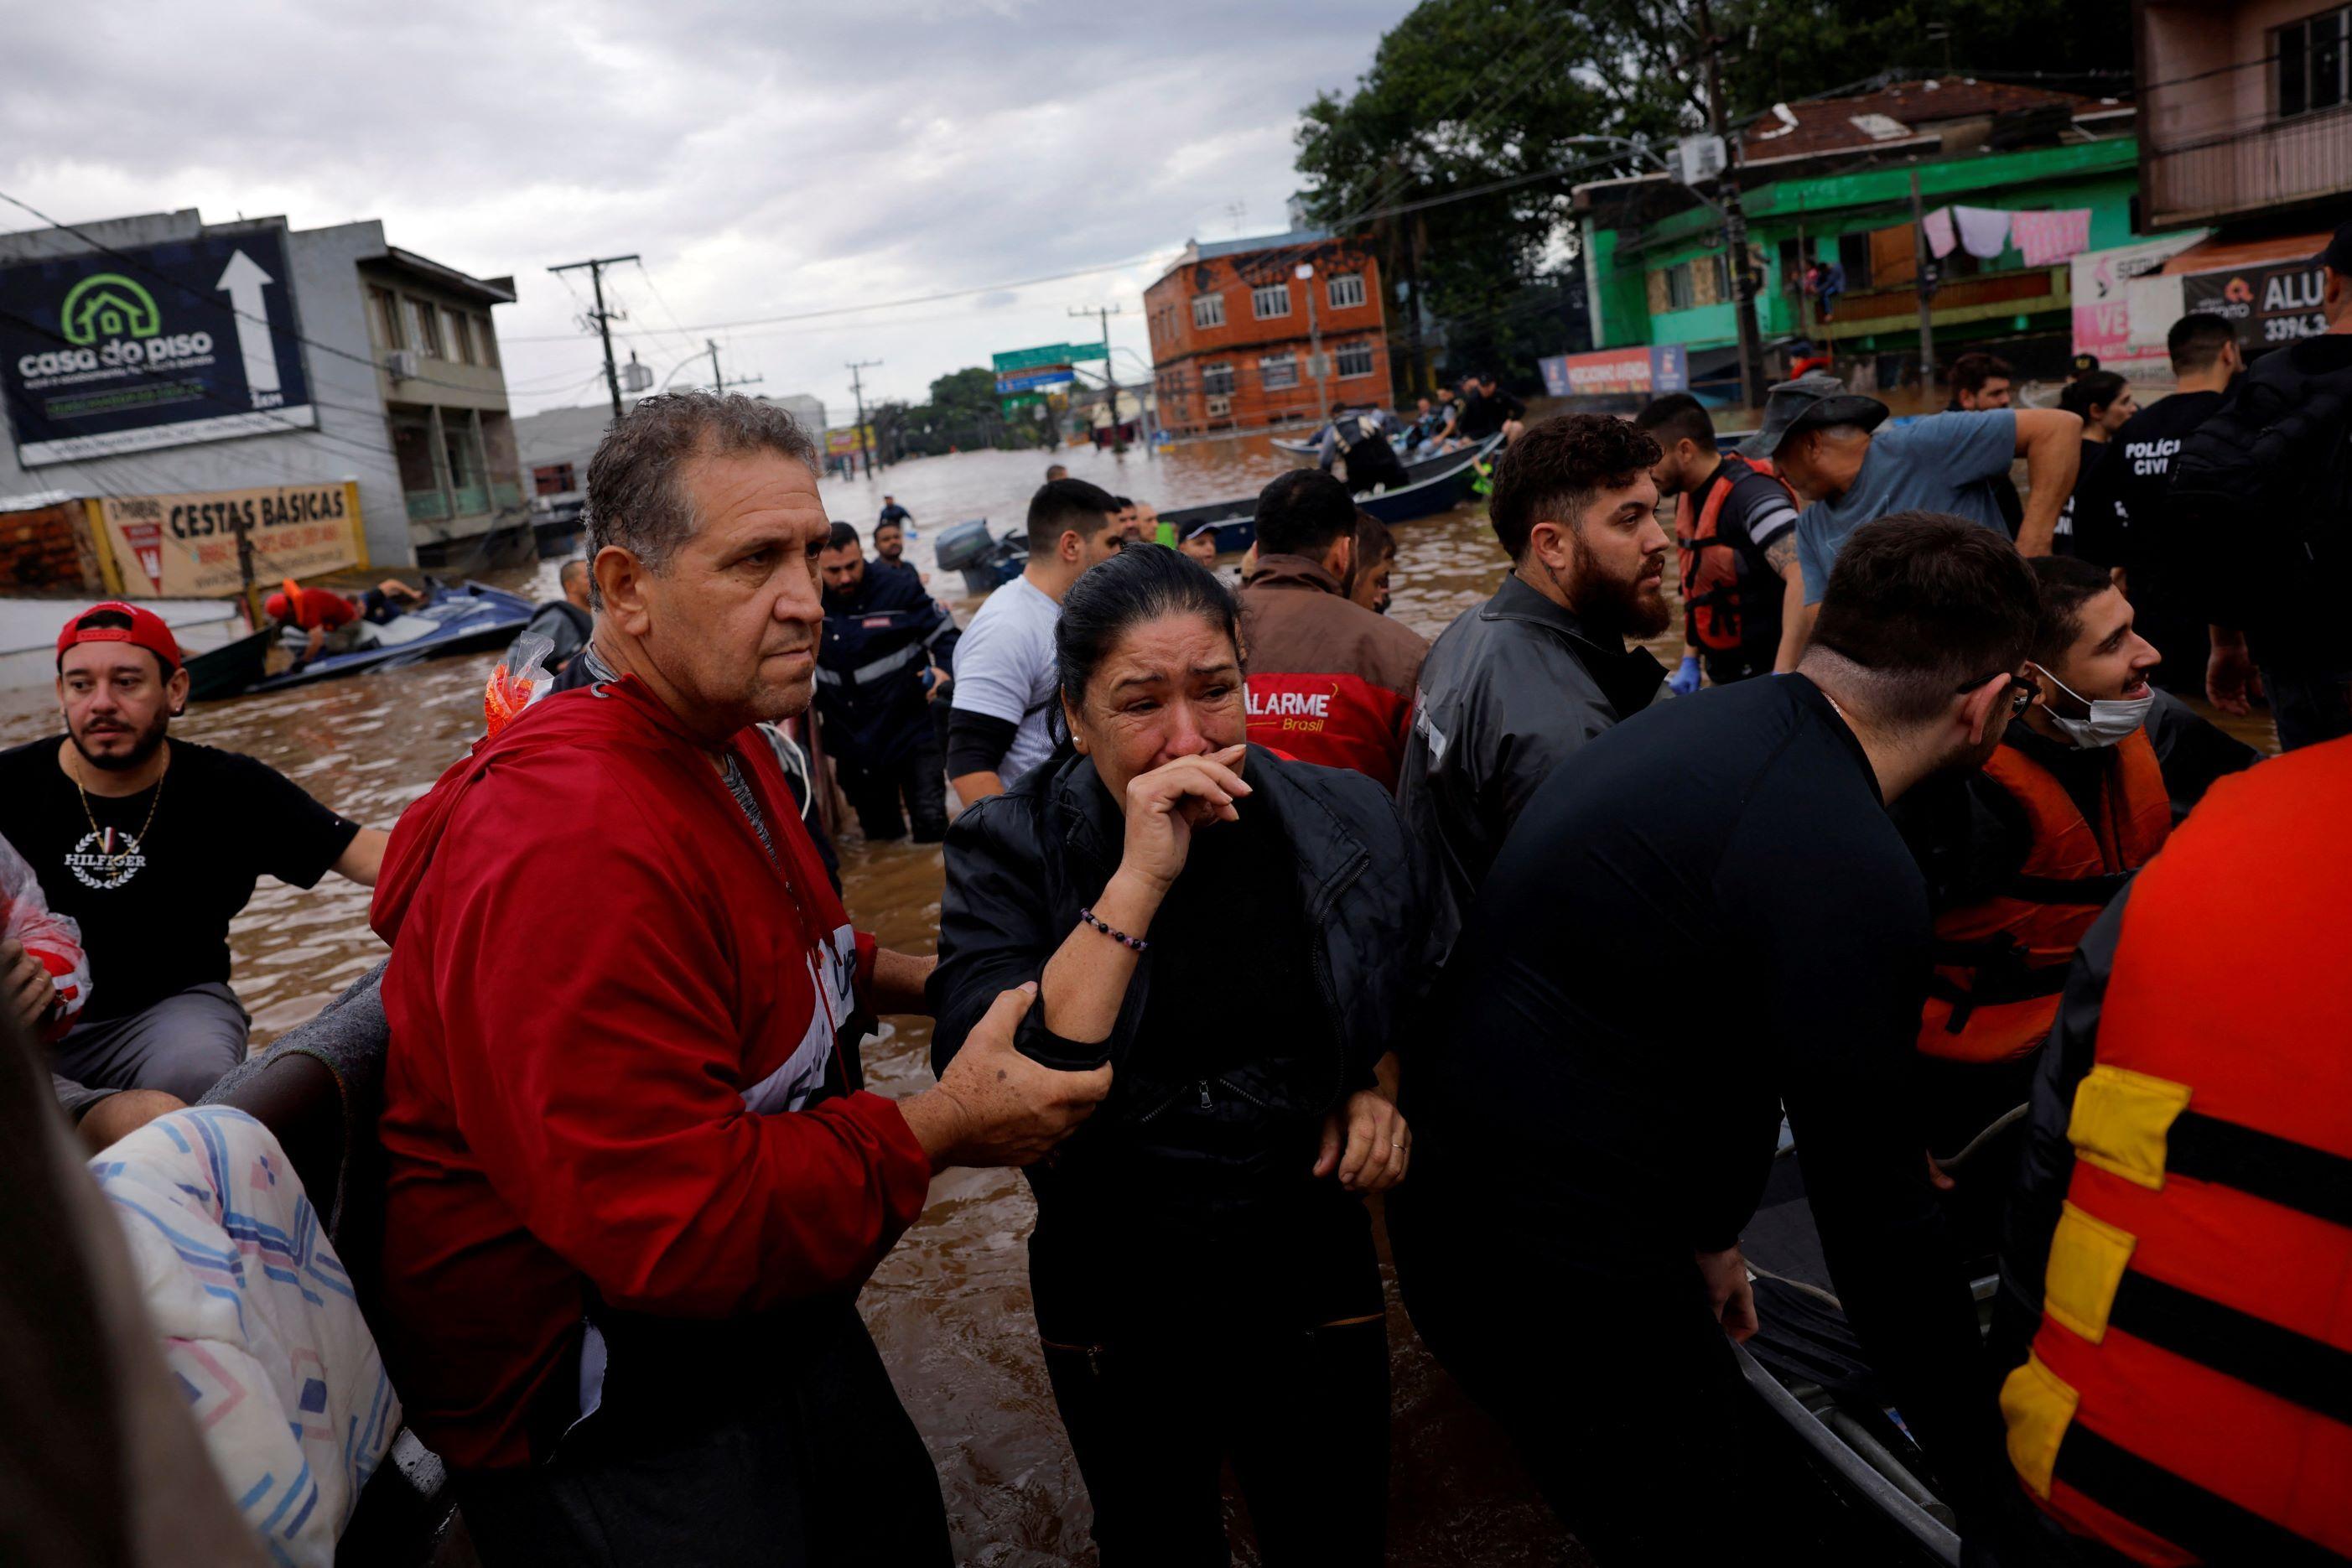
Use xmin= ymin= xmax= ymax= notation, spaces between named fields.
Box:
xmin=2144 ymin=107 xmax=2352 ymax=230
xmin=1815 ymin=265 xmax=2068 ymax=343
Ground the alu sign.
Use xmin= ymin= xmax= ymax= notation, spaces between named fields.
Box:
xmin=0 ymin=227 xmax=317 ymax=467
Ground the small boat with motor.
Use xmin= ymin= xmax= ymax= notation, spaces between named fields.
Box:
xmin=1159 ymin=434 xmax=1504 ymax=557
xmin=240 ymin=581 xmax=534 ymax=696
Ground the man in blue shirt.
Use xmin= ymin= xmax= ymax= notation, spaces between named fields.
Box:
xmin=1753 ymin=374 xmax=2079 ymax=657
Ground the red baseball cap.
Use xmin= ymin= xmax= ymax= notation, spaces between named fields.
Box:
xmin=55 ymin=601 xmax=184 ymax=672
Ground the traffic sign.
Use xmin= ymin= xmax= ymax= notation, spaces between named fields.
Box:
xmin=999 ymin=392 xmax=1046 ymax=409
xmin=995 ymin=369 xmax=1075 ymax=394
xmin=993 ymin=340 xmax=1110 ymax=372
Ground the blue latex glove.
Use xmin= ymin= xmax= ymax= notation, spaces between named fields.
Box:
xmin=1669 ymin=654 xmax=1702 ymax=697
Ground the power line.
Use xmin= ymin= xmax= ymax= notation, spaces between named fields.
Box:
xmin=548 ymin=253 xmax=639 ymax=418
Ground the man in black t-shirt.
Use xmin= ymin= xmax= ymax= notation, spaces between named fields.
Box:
xmin=2079 ymin=315 xmax=2243 ymax=692
xmin=1391 ymin=515 xmax=2038 ymax=1560
xmin=0 ymin=603 xmax=387 ymax=1127
xmin=1452 ymin=371 xmax=1524 ymax=444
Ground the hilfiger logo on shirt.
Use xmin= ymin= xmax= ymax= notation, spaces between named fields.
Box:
xmin=742 ymin=921 xmax=859 ymax=1116
xmin=1245 ymin=683 xmax=1337 ymax=731
xmin=64 ymin=828 xmax=147 ymax=891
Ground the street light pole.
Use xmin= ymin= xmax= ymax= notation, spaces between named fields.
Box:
xmin=1069 ymin=304 xmax=1124 ymax=453
xmin=1695 ymin=0 xmax=1764 ymax=410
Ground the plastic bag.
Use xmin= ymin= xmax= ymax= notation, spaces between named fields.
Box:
xmin=1 ymin=833 xmax=89 ymax=1041
xmin=484 ymin=634 xmax=556 ymax=740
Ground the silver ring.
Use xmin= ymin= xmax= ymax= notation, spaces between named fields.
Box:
xmin=1391 ymin=1140 xmax=1406 ymax=1149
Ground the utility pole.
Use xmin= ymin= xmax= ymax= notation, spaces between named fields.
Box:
xmin=1908 ymin=167 xmax=1940 ymax=392
xmin=1695 ymin=0 xmax=1765 ymax=411
xmin=1070 ymin=304 xmax=1124 ymax=453
xmin=845 ymin=359 xmax=880 ymax=477
xmin=706 ymin=339 xmax=763 ymax=396
xmin=548 ymin=253 xmax=641 ymax=420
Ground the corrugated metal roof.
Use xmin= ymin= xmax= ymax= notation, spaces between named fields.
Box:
xmin=1743 ymin=78 xmax=2126 ymax=162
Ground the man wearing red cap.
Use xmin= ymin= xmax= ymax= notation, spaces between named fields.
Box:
xmin=0 ymin=603 xmax=389 ymax=1132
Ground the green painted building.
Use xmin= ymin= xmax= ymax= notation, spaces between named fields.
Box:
xmin=1575 ymin=79 xmax=2141 ymax=389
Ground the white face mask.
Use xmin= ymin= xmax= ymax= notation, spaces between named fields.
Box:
xmin=2033 ymin=664 xmax=2153 ymax=748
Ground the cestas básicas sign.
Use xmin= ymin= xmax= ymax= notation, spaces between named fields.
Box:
xmin=0 ymin=227 xmax=318 ymax=466
xmin=96 ymin=481 xmax=362 ymax=598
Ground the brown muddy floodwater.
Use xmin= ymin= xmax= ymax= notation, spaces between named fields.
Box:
xmin=0 ymin=423 xmax=2277 ymax=1567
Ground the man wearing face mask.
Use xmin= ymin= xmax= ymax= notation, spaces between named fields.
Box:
xmin=1394 ymin=413 xmax=1669 ymax=951
xmin=1897 ymin=555 xmax=2258 ymax=1160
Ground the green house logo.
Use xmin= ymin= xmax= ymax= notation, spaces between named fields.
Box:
xmin=60 ymin=273 xmax=162 ymax=345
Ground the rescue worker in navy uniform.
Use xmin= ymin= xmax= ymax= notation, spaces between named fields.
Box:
xmin=814 ymin=522 xmax=959 ymax=844
xmin=1993 ymin=735 xmax=2352 ymax=1566
xmin=1893 ymin=555 xmax=2257 ymax=1238
xmin=1634 ymin=392 xmax=1804 ymax=691
xmin=1316 ymin=402 xmax=1410 ymax=495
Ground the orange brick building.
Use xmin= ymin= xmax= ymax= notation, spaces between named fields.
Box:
xmin=1145 ymin=228 xmax=1390 ymax=437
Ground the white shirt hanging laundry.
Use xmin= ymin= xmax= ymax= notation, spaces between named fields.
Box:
xmin=2011 ymin=209 xmax=2093 ymax=267
xmin=1922 ymin=207 xmax=1959 ymax=259
xmin=1953 ymin=206 xmax=2014 ymax=261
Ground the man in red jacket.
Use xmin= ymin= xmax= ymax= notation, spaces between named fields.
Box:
xmin=372 ymin=392 xmax=1109 ymax=1566
xmin=1236 ymin=470 xmax=1429 ymax=788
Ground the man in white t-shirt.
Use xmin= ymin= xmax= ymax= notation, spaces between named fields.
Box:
xmin=946 ymin=478 xmax=1128 ymax=802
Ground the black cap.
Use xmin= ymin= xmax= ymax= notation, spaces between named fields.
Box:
xmin=2071 ymin=352 xmax=2100 ymax=376
xmin=1740 ymin=372 xmax=1890 ymax=459
xmin=2315 ymin=220 xmax=2352 ymax=273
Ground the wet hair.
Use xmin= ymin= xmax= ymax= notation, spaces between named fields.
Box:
xmin=1027 ymin=477 xmax=1119 ymax=554
xmin=823 ymin=521 xmax=861 ymax=553
xmin=2168 ymin=314 xmax=2237 ymax=375
xmin=1054 ymin=542 xmax=1241 ymax=719
xmin=2059 ymin=371 xmax=2129 ymax=423
xmin=1633 ymin=392 xmax=1715 ymax=453
xmin=1353 ymin=508 xmax=1396 ymax=565
xmin=1949 ymin=352 xmax=2012 ymax=397
xmin=1809 ymin=511 xmax=2040 ymax=724
xmin=558 ymin=558 xmax=591 ymax=591
xmin=64 ymin=608 xmax=174 ymax=676
xmin=2029 ymin=553 xmax=2121 ymax=665
xmin=586 ymin=392 xmax=818 ymax=608
xmin=1487 ymin=413 xmax=1661 ymax=561
xmin=1254 ymin=470 xmax=1356 ymax=558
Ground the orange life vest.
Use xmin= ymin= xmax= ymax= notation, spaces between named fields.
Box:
xmin=2001 ymin=738 xmax=2352 ymax=1565
xmin=1918 ymin=730 xmax=2171 ymax=1063
xmin=1677 ymin=455 xmax=1792 ymax=657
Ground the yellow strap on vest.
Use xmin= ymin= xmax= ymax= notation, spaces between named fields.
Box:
xmin=2068 ymin=1063 xmax=2193 ymax=1191
xmin=2001 ymin=1351 xmax=2080 ymax=1499
xmin=2044 ymin=1200 xmax=2138 ymax=1344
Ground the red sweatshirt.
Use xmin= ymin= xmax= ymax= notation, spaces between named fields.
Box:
xmin=371 ymin=676 xmax=932 ymax=1471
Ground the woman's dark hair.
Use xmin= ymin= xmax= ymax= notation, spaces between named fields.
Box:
xmin=1053 ymin=543 xmax=1241 ymax=721
xmin=2059 ymin=371 xmax=2129 ymax=422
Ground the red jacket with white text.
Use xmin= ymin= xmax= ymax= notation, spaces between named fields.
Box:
xmin=370 ymin=675 xmax=932 ymax=1471
xmin=1236 ymin=553 xmax=1429 ymax=789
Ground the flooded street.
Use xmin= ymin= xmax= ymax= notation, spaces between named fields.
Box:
xmin=0 ymin=427 xmax=2274 ymax=1566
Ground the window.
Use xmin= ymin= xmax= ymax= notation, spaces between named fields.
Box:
xmin=1201 ymin=361 xmax=1234 ymax=396
xmin=1192 ymin=293 xmax=1226 ymax=329
xmin=2279 ymin=5 xmax=2349 ymax=117
xmin=1206 ymin=392 xmax=1232 ymax=418
xmin=1663 ymin=262 xmax=1695 ymax=310
xmin=1259 ymin=352 xmax=1299 ymax=389
xmin=533 ymin=462 xmax=577 ymax=496
xmin=1252 ymin=283 xmax=1292 ymax=319
xmin=403 ymin=297 xmax=444 ymax=358
xmin=476 ymin=315 xmax=500 ymax=369
xmin=1327 ymin=272 xmax=1367 ymax=309
xmin=1836 ymin=231 xmax=1875 ymax=290
xmin=1335 ymin=342 xmax=1375 ymax=378
xmin=367 ymin=286 xmax=403 ymax=350
xmin=446 ymin=309 xmax=475 ymax=366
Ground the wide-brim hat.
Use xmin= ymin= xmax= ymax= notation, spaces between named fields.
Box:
xmin=1740 ymin=372 xmax=1888 ymax=459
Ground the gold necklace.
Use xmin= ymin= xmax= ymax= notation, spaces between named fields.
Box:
xmin=74 ymin=753 xmax=165 ymax=865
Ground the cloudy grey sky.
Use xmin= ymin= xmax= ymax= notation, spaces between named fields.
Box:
xmin=3 ymin=0 xmax=1416 ymax=424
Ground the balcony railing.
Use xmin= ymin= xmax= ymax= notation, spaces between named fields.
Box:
xmin=1815 ymin=266 xmax=2068 ymax=342
xmin=2147 ymin=107 xmax=2352 ymax=229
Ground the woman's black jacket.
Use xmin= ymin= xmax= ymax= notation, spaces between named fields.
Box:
xmin=926 ymin=745 xmax=1436 ymax=1129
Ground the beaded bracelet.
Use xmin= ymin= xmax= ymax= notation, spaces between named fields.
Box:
xmin=1077 ymin=907 xmax=1149 ymax=953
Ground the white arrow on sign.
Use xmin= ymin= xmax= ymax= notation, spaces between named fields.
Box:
xmin=215 ymin=250 xmax=283 ymax=403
